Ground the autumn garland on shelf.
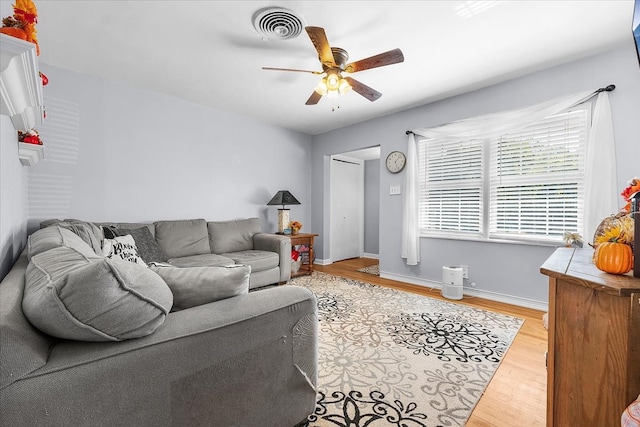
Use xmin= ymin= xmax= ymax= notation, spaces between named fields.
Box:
xmin=0 ymin=0 xmax=39 ymax=55
xmin=18 ymin=129 xmax=42 ymax=145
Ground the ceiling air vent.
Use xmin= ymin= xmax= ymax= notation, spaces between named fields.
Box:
xmin=252 ymin=7 xmax=306 ymax=40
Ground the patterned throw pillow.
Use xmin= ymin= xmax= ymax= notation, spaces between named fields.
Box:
xmin=102 ymin=235 xmax=146 ymax=266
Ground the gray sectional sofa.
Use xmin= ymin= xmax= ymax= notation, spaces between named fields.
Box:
xmin=0 ymin=217 xmax=318 ymax=426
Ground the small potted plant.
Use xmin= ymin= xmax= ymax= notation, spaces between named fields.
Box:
xmin=289 ymin=221 xmax=302 ymax=235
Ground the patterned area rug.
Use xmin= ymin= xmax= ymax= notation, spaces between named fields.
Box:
xmin=290 ymin=272 xmax=523 ymax=427
xmin=356 ymin=264 xmax=380 ymax=276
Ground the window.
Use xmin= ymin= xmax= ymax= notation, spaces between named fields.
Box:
xmin=418 ymin=106 xmax=590 ymax=244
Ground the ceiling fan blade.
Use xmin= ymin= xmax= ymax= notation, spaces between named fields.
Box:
xmin=305 ymin=90 xmax=323 ymax=105
xmin=262 ymin=67 xmax=322 ymax=75
xmin=305 ymin=26 xmax=336 ymax=68
xmin=343 ymin=77 xmax=382 ymax=102
xmin=344 ymin=48 xmax=404 ymax=73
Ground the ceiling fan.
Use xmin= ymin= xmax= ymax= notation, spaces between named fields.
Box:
xmin=262 ymin=26 xmax=404 ymax=105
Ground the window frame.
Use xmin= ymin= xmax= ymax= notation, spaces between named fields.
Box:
xmin=417 ymin=104 xmax=591 ymax=246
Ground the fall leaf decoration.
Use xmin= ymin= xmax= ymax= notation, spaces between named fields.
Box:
xmin=621 ymin=177 xmax=640 ymax=212
xmin=0 ymin=0 xmax=39 ymax=55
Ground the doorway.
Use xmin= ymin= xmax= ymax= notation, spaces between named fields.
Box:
xmin=328 ymin=146 xmax=380 ymax=263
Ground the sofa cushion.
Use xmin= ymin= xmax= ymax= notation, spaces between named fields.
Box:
xmin=104 ymin=226 xmax=167 ymax=264
xmin=41 ymin=219 xmax=103 ymax=254
xmin=168 ymin=253 xmax=235 ymax=268
xmin=27 ymin=226 xmax=96 ymax=260
xmin=221 ymin=250 xmax=279 ymax=273
xmin=149 ymin=264 xmax=250 ymax=311
xmin=102 ymin=235 xmax=147 ymax=266
xmin=23 ymin=246 xmax=173 ymax=342
xmin=154 ymin=219 xmax=210 ymax=259
xmin=208 ymin=218 xmax=261 ymax=254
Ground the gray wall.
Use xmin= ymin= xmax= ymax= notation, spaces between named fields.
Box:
xmin=0 ymin=116 xmax=28 ymax=280
xmin=364 ymin=159 xmax=380 ymax=256
xmin=26 ymin=64 xmax=312 ymax=232
xmin=311 ymin=42 xmax=640 ymax=308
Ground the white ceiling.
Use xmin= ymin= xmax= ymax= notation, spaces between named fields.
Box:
xmin=25 ymin=1 xmax=635 ymax=135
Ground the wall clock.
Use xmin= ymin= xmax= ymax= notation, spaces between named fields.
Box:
xmin=385 ymin=151 xmax=406 ymax=173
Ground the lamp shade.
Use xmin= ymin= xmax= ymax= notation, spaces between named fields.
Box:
xmin=267 ymin=190 xmax=301 ymax=208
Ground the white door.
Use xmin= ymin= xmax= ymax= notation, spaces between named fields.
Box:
xmin=330 ymin=155 xmax=364 ymax=262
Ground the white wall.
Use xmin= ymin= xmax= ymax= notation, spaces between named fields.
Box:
xmin=0 ymin=115 xmax=28 ymax=280
xmin=311 ymin=42 xmax=640 ymax=309
xmin=27 ymin=64 xmax=312 ymax=232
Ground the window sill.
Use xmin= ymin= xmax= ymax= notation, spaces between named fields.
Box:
xmin=420 ymin=233 xmax=564 ymax=248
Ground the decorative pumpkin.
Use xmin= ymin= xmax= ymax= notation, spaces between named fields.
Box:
xmin=594 ymin=241 xmax=633 ymax=275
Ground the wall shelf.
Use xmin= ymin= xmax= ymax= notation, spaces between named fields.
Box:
xmin=18 ymin=142 xmax=44 ymax=166
xmin=0 ymin=34 xmax=44 ymax=131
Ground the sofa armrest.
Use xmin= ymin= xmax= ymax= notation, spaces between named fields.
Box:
xmin=2 ymin=286 xmax=317 ymax=427
xmin=254 ymin=232 xmax=291 ymax=282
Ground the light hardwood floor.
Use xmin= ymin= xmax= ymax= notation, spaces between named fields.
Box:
xmin=314 ymin=257 xmax=548 ymax=427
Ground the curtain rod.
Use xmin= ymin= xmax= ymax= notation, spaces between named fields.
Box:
xmin=596 ymin=84 xmax=616 ymax=93
xmin=404 ymin=84 xmax=616 ymax=135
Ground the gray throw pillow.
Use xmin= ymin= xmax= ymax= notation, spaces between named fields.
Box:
xmin=23 ymin=246 xmax=173 ymax=342
xmin=149 ymin=264 xmax=250 ymax=311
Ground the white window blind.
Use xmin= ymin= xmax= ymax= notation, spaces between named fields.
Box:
xmin=489 ymin=109 xmax=588 ymax=242
xmin=418 ymin=139 xmax=483 ymax=236
xmin=418 ymin=106 xmax=589 ymax=244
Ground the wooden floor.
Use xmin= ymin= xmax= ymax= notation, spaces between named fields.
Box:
xmin=315 ymin=257 xmax=548 ymax=427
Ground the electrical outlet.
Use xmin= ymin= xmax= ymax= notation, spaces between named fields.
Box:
xmin=390 ymin=185 xmax=401 ymax=195
xmin=460 ymin=265 xmax=469 ymax=279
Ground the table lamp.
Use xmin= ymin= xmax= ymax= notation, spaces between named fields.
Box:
xmin=267 ymin=190 xmax=300 ymax=234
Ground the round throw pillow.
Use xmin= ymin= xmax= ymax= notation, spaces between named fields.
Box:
xmin=23 ymin=246 xmax=173 ymax=341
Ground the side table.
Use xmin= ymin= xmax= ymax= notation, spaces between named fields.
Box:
xmin=289 ymin=233 xmax=318 ymax=277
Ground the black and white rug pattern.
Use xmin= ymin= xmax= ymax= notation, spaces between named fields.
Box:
xmin=291 ymin=272 xmax=523 ymax=427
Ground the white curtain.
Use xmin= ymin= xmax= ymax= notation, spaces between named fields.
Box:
xmin=402 ymin=88 xmax=617 ymax=264
xmin=583 ymin=92 xmax=617 ymax=239
xmin=401 ymin=133 xmax=420 ymax=265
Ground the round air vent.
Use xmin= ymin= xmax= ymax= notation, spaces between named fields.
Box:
xmin=252 ymin=7 xmax=306 ymax=40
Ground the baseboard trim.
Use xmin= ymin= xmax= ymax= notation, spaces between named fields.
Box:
xmin=314 ymin=258 xmax=332 ymax=266
xmin=380 ymin=271 xmax=548 ymax=312
xmin=362 ymin=253 xmax=379 ymax=259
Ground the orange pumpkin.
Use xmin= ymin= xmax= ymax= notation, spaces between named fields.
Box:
xmin=0 ymin=27 xmax=28 ymax=40
xmin=594 ymin=242 xmax=633 ymax=275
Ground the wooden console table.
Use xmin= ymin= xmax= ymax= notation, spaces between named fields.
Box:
xmin=289 ymin=233 xmax=317 ymax=277
xmin=540 ymin=247 xmax=640 ymax=427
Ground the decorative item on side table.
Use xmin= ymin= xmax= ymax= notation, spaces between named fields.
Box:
xmin=562 ymin=231 xmax=583 ymax=248
xmin=591 ymin=177 xmax=638 ymax=275
xmin=267 ymin=190 xmax=300 ymax=234
xmin=289 ymin=221 xmax=302 ymax=235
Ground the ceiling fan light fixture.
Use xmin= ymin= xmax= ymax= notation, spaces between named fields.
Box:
xmin=315 ymin=78 xmax=328 ymax=96
xmin=326 ymin=71 xmax=341 ymax=90
xmin=338 ymin=78 xmax=352 ymax=95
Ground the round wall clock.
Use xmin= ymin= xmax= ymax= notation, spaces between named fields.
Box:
xmin=385 ymin=151 xmax=406 ymax=173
